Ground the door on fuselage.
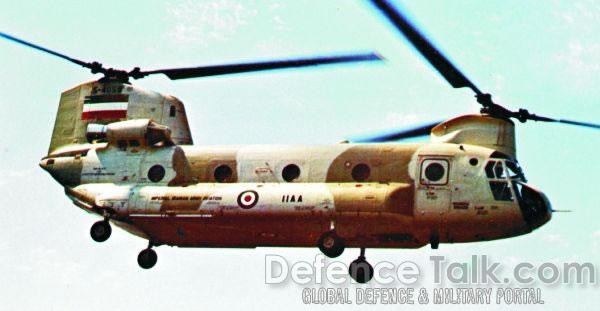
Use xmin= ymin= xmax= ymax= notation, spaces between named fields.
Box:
xmin=415 ymin=157 xmax=452 ymax=240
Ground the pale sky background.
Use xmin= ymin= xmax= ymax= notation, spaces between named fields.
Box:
xmin=1 ymin=0 xmax=599 ymax=310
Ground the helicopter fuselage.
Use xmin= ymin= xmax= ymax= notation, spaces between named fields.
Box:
xmin=40 ymin=137 xmax=551 ymax=249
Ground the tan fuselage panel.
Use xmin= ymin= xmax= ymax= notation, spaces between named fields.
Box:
xmin=68 ymin=181 xmax=530 ymax=248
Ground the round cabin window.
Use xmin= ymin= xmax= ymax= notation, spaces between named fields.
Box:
xmin=148 ymin=165 xmax=166 ymax=183
xmin=351 ymin=163 xmax=371 ymax=182
xmin=282 ymin=164 xmax=301 ymax=182
xmin=214 ymin=164 xmax=233 ymax=183
xmin=424 ymin=163 xmax=445 ymax=182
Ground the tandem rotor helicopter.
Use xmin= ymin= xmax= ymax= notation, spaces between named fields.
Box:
xmin=2 ymin=0 xmax=599 ymax=283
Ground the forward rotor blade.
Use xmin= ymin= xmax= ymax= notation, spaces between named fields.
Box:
xmin=367 ymin=0 xmax=599 ymax=129
xmin=557 ymin=119 xmax=600 ymax=129
xmin=368 ymin=0 xmax=482 ymax=95
xmin=535 ymin=117 xmax=600 ymax=130
xmin=0 ymin=31 xmax=103 ymax=72
xmin=135 ymin=53 xmax=383 ymax=80
xmin=351 ymin=120 xmax=441 ymax=142
xmin=506 ymin=109 xmax=600 ymax=129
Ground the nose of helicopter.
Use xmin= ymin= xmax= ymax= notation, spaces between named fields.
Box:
xmin=518 ymin=183 xmax=552 ymax=231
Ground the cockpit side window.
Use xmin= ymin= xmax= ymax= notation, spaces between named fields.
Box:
xmin=485 ymin=161 xmax=496 ymax=178
xmin=489 ymin=181 xmax=513 ymax=201
xmin=494 ymin=162 xmax=506 ymax=179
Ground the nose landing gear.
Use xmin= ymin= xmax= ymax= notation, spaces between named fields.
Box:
xmin=90 ymin=220 xmax=111 ymax=242
xmin=137 ymin=242 xmax=158 ymax=269
xmin=430 ymin=234 xmax=439 ymax=249
xmin=348 ymin=248 xmax=373 ymax=284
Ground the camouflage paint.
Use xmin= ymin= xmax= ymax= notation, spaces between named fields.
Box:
xmin=42 ymin=82 xmax=551 ymax=250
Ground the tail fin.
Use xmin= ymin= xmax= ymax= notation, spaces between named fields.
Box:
xmin=48 ymin=80 xmax=193 ymax=155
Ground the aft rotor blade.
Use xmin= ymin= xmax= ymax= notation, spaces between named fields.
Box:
xmin=135 ymin=53 xmax=384 ymax=80
xmin=368 ymin=0 xmax=482 ymax=95
xmin=351 ymin=120 xmax=441 ymax=142
xmin=0 ymin=31 xmax=103 ymax=72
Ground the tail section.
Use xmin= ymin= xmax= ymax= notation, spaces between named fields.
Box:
xmin=48 ymin=80 xmax=193 ymax=155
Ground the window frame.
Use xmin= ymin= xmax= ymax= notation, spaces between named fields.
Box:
xmin=420 ymin=158 xmax=450 ymax=186
xmin=484 ymin=159 xmax=518 ymax=202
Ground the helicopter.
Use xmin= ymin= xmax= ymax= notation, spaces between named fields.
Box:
xmin=2 ymin=0 xmax=598 ymax=284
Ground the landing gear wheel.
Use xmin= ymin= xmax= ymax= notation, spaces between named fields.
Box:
xmin=90 ymin=220 xmax=111 ymax=242
xmin=348 ymin=248 xmax=373 ymax=284
xmin=137 ymin=248 xmax=158 ymax=269
xmin=317 ymin=231 xmax=345 ymax=258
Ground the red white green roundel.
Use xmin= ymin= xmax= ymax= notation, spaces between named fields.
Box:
xmin=237 ymin=190 xmax=259 ymax=209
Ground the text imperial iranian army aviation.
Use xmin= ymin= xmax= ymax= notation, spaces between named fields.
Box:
xmin=2 ymin=0 xmax=598 ymax=283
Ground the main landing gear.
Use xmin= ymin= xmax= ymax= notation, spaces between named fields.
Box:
xmin=317 ymin=230 xmax=345 ymax=258
xmin=317 ymin=231 xmax=374 ymax=283
xmin=90 ymin=220 xmax=111 ymax=242
xmin=89 ymin=220 xmax=158 ymax=269
xmin=137 ymin=242 xmax=158 ymax=269
xmin=348 ymin=248 xmax=374 ymax=284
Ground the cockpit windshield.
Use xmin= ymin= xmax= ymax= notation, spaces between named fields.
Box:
xmin=486 ymin=159 xmax=526 ymax=181
xmin=506 ymin=160 xmax=526 ymax=182
xmin=484 ymin=158 xmax=526 ymax=202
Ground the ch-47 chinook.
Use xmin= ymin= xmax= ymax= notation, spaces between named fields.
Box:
xmin=2 ymin=0 xmax=599 ymax=283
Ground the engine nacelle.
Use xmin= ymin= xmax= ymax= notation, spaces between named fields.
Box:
xmin=86 ymin=119 xmax=174 ymax=147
